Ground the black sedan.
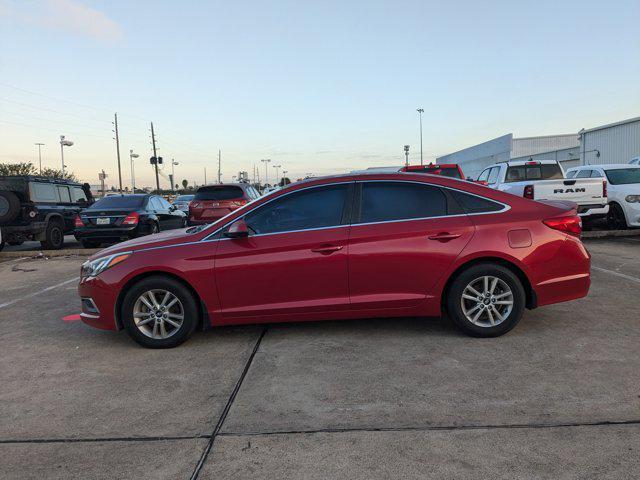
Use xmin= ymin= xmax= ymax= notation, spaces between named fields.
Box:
xmin=74 ymin=194 xmax=187 ymax=248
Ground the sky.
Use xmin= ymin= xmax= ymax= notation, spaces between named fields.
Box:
xmin=0 ymin=0 xmax=639 ymax=188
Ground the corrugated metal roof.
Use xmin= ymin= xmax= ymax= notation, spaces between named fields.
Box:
xmin=580 ymin=116 xmax=640 ymax=134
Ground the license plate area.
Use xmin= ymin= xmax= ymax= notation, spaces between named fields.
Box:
xmin=96 ymin=217 xmax=110 ymax=225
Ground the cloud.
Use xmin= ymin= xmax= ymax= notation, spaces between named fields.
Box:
xmin=6 ymin=0 xmax=124 ymax=44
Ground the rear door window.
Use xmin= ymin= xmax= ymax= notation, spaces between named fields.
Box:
xmin=244 ymin=184 xmax=348 ymax=235
xmin=30 ymin=182 xmax=58 ymax=202
xmin=57 ymin=186 xmax=71 ymax=203
xmin=195 ymin=186 xmax=244 ymax=201
xmin=357 ymin=182 xmax=447 ymax=224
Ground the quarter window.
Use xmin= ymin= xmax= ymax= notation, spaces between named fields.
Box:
xmin=449 ymin=190 xmax=504 ymax=214
xmin=244 ymin=184 xmax=348 ymax=235
xmin=71 ymin=187 xmax=88 ymax=203
xmin=357 ymin=182 xmax=447 ymax=224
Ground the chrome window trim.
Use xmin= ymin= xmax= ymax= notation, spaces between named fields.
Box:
xmin=135 ymin=179 xmax=511 ymax=251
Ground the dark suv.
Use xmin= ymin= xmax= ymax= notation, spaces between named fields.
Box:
xmin=0 ymin=175 xmax=92 ymax=250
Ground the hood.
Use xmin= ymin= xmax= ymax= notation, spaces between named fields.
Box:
xmin=88 ymin=227 xmax=197 ymax=260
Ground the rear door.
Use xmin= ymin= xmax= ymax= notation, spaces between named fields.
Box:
xmin=214 ymin=183 xmax=353 ymax=320
xmin=348 ymin=180 xmax=475 ymax=310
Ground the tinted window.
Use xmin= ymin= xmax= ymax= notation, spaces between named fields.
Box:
xmin=505 ymin=164 xmax=563 ymax=182
xmin=576 ymin=170 xmax=592 ymax=178
xmin=88 ymin=196 xmax=145 ymax=209
xmin=566 ymin=170 xmax=577 ymax=178
xmin=195 ymin=186 xmax=244 ymax=201
xmin=604 ymin=168 xmax=640 ymax=185
xmin=57 ymin=186 xmax=71 ymax=202
xmin=157 ymin=197 xmax=172 ymax=209
xmin=487 ymin=167 xmax=500 ymax=184
xmin=450 ymin=190 xmax=504 ymax=214
xmin=358 ymin=182 xmax=447 ymax=224
xmin=71 ymin=187 xmax=88 ymax=203
xmin=244 ymin=184 xmax=347 ymax=235
xmin=31 ymin=182 xmax=58 ymax=202
xmin=149 ymin=197 xmax=164 ymax=210
xmin=175 ymin=195 xmax=194 ymax=202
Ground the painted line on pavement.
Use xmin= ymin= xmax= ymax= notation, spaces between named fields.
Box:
xmin=592 ymin=266 xmax=640 ymax=285
xmin=0 ymin=277 xmax=79 ymax=309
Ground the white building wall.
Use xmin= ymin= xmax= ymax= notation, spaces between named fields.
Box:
xmin=512 ymin=134 xmax=579 ymax=158
xmin=580 ymin=117 xmax=640 ymax=166
xmin=436 ymin=134 xmax=512 ymax=179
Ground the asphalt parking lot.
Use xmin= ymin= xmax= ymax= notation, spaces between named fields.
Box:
xmin=1 ymin=237 xmax=639 ymax=479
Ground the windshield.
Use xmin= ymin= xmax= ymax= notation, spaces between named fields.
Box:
xmin=194 ymin=186 xmax=244 ymax=201
xmin=604 ymin=168 xmax=640 ymax=185
xmin=87 ymin=196 xmax=145 ymax=209
xmin=505 ymin=164 xmax=563 ymax=182
xmin=175 ymin=195 xmax=194 ymax=201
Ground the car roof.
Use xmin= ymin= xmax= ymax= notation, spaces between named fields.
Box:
xmin=567 ymin=164 xmax=640 ymax=171
xmin=0 ymin=175 xmax=83 ymax=186
xmin=505 ymin=160 xmax=559 ymax=166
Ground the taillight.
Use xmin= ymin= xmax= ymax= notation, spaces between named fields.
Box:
xmin=122 ymin=212 xmax=139 ymax=226
xmin=543 ymin=215 xmax=582 ymax=238
xmin=232 ymin=199 xmax=248 ymax=207
xmin=74 ymin=215 xmax=83 ymax=227
xmin=523 ymin=184 xmax=534 ymax=199
xmin=602 ymin=180 xmax=607 ymax=198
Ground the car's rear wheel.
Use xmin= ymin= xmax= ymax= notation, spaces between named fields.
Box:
xmin=446 ymin=263 xmax=525 ymax=337
xmin=607 ymin=203 xmax=627 ymax=230
xmin=121 ymin=276 xmax=198 ymax=348
xmin=40 ymin=219 xmax=64 ymax=250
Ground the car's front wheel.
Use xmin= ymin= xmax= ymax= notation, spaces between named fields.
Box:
xmin=447 ymin=263 xmax=525 ymax=337
xmin=121 ymin=276 xmax=198 ymax=348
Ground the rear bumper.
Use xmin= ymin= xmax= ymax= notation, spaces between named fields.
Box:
xmin=577 ymin=204 xmax=608 ymax=218
xmin=0 ymin=222 xmax=47 ymax=240
xmin=74 ymin=224 xmax=148 ymax=242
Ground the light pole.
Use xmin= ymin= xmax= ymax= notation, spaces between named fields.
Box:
xmin=171 ymin=159 xmax=179 ymax=192
xmin=403 ymin=145 xmax=410 ymax=167
xmin=129 ymin=150 xmax=139 ymax=192
xmin=59 ymin=135 xmax=73 ymax=176
xmin=282 ymin=170 xmax=288 ymax=185
xmin=261 ymin=158 xmax=271 ymax=188
xmin=273 ymin=164 xmax=281 ymax=186
xmin=34 ymin=143 xmax=44 ymax=174
xmin=417 ymin=108 xmax=424 ymax=165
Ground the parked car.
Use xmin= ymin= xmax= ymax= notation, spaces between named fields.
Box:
xmin=75 ymin=172 xmax=590 ymax=348
xmin=628 ymin=157 xmax=640 ymax=166
xmin=400 ymin=163 xmax=465 ymax=179
xmin=0 ymin=175 xmax=92 ymax=250
xmin=171 ymin=194 xmax=194 ymax=213
xmin=188 ymin=183 xmax=260 ymax=225
xmin=566 ymin=164 xmax=640 ymax=229
xmin=74 ymin=194 xmax=186 ymax=248
xmin=476 ymin=160 xmax=609 ymax=219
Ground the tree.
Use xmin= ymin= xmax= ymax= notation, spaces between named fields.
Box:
xmin=181 ymin=179 xmax=188 ymax=189
xmin=0 ymin=162 xmax=37 ymax=176
xmin=40 ymin=167 xmax=79 ymax=182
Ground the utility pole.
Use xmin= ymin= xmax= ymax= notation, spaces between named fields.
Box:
xmin=34 ymin=143 xmax=44 ymax=174
xmin=282 ymin=170 xmax=288 ymax=185
xmin=273 ymin=164 xmax=282 ymax=186
xmin=261 ymin=158 xmax=271 ymax=188
xmin=114 ymin=113 xmax=123 ymax=192
xmin=204 ymin=167 xmax=207 ymax=184
xmin=417 ymin=108 xmax=424 ymax=165
xmin=217 ymin=149 xmax=222 ymax=184
xmin=150 ymin=122 xmax=160 ymax=192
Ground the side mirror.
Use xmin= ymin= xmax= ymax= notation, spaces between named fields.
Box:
xmin=225 ymin=218 xmax=249 ymax=238
xmin=169 ymin=204 xmax=177 ymax=211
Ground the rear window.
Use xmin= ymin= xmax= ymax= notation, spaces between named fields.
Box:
xmin=604 ymin=168 xmax=640 ymax=185
xmin=88 ymin=196 xmax=145 ymax=209
xmin=195 ymin=186 xmax=244 ymax=201
xmin=175 ymin=195 xmax=194 ymax=201
xmin=505 ymin=164 xmax=563 ymax=182
xmin=403 ymin=165 xmax=462 ymax=179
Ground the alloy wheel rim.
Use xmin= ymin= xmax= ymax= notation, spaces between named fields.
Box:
xmin=52 ymin=227 xmax=63 ymax=245
xmin=133 ymin=289 xmax=184 ymax=339
xmin=460 ymin=276 xmax=513 ymax=327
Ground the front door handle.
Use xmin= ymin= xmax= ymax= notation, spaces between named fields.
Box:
xmin=428 ymin=232 xmax=462 ymax=242
xmin=311 ymin=245 xmax=344 ymax=254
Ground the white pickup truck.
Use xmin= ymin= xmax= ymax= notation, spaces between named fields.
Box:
xmin=476 ymin=160 xmax=609 ymax=218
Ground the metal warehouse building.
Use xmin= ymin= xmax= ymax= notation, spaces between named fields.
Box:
xmin=437 ymin=116 xmax=640 ymax=179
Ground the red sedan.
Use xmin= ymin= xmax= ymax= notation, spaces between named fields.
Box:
xmin=77 ymin=173 xmax=590 ymax=348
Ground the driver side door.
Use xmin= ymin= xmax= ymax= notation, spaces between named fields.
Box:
xmin=213 ymin=183 xmax=353 ymax=322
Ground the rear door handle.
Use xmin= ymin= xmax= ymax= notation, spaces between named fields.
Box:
xmin=311 ymin=245 xmax=344 ymax=254
xmin=428 ymin=232 xmax=462 ymax=242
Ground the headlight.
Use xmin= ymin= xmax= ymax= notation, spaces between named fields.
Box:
xmin=81 ymin=252 xmax=132 ymax=279
xmin=625 ymin=195 xmax=640 ymax=203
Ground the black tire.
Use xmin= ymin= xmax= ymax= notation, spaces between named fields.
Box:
xmin=40 ymin=219 xmax=65 ymax=250
xmin=150 ymin=222 xmax=160 ymax=234
xmin=81 ymin=239 xmax=100 ymax=248
xmin=607 ymin=203 xmax=627 ymax=230
xmin=121 ymin=276 xmax=198 ymax=348
xmin=0 ymin=191 xmax=21 ymax=223
xmin=446 ymin=263 xmax=526 ymax=338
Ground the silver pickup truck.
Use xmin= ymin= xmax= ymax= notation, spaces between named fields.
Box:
xmin=476 ymin=160 xmax=609 ymax=218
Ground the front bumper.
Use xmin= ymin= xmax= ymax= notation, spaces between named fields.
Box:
xmin=78 ymin=275 xmax=119 ymax=330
